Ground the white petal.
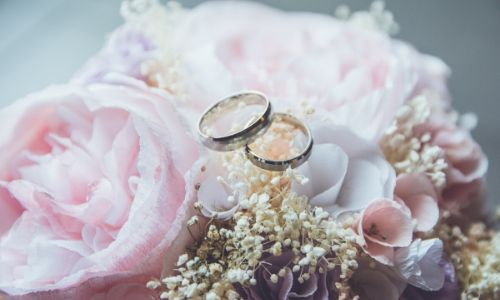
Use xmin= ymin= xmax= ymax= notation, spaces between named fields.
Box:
xmin=396 ymin=238 xmax=445 ymax=291
xmin=304 ymin=122 xmax=395 ymax=216
xmin=332 ymin=159 xmax=384 ymax=216
xmin=394 ymin=239 xmax=421 ymax=279
xmin=293 ymin=144 xmax=348 ymax=207
xmin=198 ymin=176 xmax=238 ymax=220
xmin=193 ymin=153 xmax=239 ymax=220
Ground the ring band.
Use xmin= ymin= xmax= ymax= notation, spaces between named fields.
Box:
xmin=245 ymin=113 xmax=313 ymax=172
xmin=197 ymin=91 xmax=272 ymax=151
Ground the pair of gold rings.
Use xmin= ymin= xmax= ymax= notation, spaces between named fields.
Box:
xmin=197 ymin=91 xmax=313 ymax=171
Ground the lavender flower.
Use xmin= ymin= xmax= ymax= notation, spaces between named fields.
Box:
xmin=400 ymin=258 xmax=459 ymax=300
xmin=234 ymin=251 xmax=341 ymax=300
xmin=72 ymin=25 xmax=157 ymax=84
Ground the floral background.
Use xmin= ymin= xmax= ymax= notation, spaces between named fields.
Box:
xmin=0 ymin=0 xmax=498 ymax=205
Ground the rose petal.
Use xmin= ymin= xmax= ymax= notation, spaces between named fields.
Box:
xmin=361 ymin=199 xmax=413 ymax=247
xmin=334 ymin=160 xmax=390 ymax=216
xmin=395 ymin=173 xmax=438 ymax=200
xmin=0 ymin=185 xmax=23 ymax=235
xmin=395 ymin=174 xmax=439 ymax=232
xmin=303 ymin=123 xmax=395 ymax=216
xmin=404 ymin=195 xmax=439 ymax=232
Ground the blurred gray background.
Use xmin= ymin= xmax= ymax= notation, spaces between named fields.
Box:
xmin=0 ymin=0 xmax=498 ymax=204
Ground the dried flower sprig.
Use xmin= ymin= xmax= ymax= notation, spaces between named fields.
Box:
xmin=380 ymin=95 xmax=448 ymax=189
xmin=335 ymin=1 xmax=400 ymax=35
xmin=431 ymin=213 xmax=500 ymax=299
xmin=122 ymin=0 xmax=187 ymax=95
xmin=148 ymin=146 xmax=362 ymax=299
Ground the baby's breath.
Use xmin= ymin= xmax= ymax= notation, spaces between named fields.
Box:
xmin=121 ymin=0 xmax=187 ymax=97
xmin=427 ymin=213 xmax=500 ymax=299
xmin=380 ymin=95 xmax=448 ymax=189
xmin=335 ymin=1 xmax=399 ymax=35
xmin=148 ymin=147 xmax=361 ymax=299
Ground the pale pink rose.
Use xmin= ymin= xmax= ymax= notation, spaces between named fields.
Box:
xmin=154 ymin=1 xmax=450 ymax=141
xmin=415 ymin=114 xmax=488 ymax=208
xmin=89 ymin=282 xmax=158 ymax=300
xmin=395 ymin=173 xmax=440 ymax=232
xmin=8 ymin=275 xmax=158 ymax=300
xmin=356 ymin=199 xmax=413 ymax=265
xmin=294 ymin=121 xmax=396 ymax=217
xmin=73 ymin=1 xmax=454 ymax=143
xmin=75 ymin=1 xmax=453 ymax=142
xmin=0 ymin=76 xmax=198 ymax=296
xmin=159 ymin=156 xmax=210 ymax=279
xmin=405 ymin=44 xmax=451 ymax=107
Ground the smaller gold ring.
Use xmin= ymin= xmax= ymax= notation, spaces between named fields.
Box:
xmin=244 ymin=113 xmax=313 ymax=172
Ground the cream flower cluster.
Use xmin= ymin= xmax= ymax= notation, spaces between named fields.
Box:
xmin=148 ymin=148 xmax=362 ymax=299
xmin=121 ymin=0 xmax=186 ymax=94
xmin=432 ymin=214 xmax=500 ymax=299
xmin=335 ymin=1 xmax=399 ymax=35
xmin=380 ymin=95 xmax=448 ymax=189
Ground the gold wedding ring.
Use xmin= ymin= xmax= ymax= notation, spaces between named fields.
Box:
xmin=198 ymin=92 xmax=313 ymax=171
xmin=245 ymin=113 xmax=313 ymax=171
xmin=197 ymin=91 xmax=272 ymax=151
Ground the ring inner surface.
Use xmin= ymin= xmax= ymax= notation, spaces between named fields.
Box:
xmin=247 ymin=114 xmax=310 ymax=165
xmin=200 ymin=93 xmax=268 ymax=141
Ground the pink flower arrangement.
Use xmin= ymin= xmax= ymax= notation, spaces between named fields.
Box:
xmin=0 ymin=1 xmax=497 ymax=300
xmin=0 ymin=77 xmax=198 ymax=298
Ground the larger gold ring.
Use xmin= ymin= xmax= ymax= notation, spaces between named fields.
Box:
xmin=197 ymin=91 xmax=272 ymax=151
xmin=244 ymin=113 xmax=313 ymax=172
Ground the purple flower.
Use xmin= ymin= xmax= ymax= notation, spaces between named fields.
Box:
xmin=394 ymin=239 xmax=445 ymax=291
xmin=400 ymin=258 xmax=460 ymax=300
xmin=72 ymin=25 xmax=157 ymax=84
xmin=234 ymin=251 xmax=340 ymax=300
xmin=350 ymin=258 xmax=407 ymax=300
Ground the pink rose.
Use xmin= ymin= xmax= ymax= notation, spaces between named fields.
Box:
xmin=76 ymin=1 xmax=453 ymax=143
xmin=0 ymin=76 xmax=198 ymax=297
xmin=8 ymin=275 xmax=159 ymax=300
xmin=415 ymin=114 xmax=488 ymax=208
xmin=405 ymin=44 xmax=451 ymax=107
xmin=140 ymin=1 xmax=448 ymax=141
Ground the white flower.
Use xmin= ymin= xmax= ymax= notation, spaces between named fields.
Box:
xmin=193 ymin=154 xmax=240 ymax=220
xmin=394 ymin=238 xmax=445 ymax=291
xmin=293 ymin=121 xmax=395 ymax=216
xmin=176 ymin=254 xmax=189 ymax=267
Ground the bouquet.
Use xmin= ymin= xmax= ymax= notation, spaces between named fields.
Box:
xmin=0 ymin=1 xmax=498 ymax=299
